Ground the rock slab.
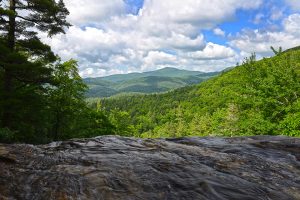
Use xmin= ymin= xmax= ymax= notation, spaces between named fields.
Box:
xmin=0 ymin=136 xmax=299 ymax=200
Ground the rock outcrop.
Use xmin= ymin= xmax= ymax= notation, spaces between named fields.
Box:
xmin=0 ymin=136 xmax=299 ymax=200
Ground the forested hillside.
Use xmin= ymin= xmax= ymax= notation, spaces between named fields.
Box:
xmin=84 ymin=68 xmax=219 ymax=98
xmin=95 ymin=49 xmax=300 ymax=138
xmin=1 ymin=0 xmax=299 ymax=144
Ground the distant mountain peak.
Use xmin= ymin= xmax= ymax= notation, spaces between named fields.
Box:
xmin=157 ymin=67 xmax=180 ymax=70
xmin=156 ymin=67 xmax=196 ymax=72
xmin=144 ymin=67 xmax=202 ymax=78
xmin=84 ymin=68 xmax=220 ymax=98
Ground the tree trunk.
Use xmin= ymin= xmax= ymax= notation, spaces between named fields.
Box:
xmin=2 ymin=0 xmax=16 ymax=128
xmin=53 ymin=111 xmax=61 ymax=141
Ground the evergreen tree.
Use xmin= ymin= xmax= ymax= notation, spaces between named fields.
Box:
xmin=271 ymin=46 xmax=283 ymax=56
xmin=0 ymin=0 xmax=70 ymax=134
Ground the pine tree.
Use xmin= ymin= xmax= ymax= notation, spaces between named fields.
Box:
xmin=0 ymin=0 xmax=70 ymax=130
xmin=270 ymin=46 xmax=282 ymax=56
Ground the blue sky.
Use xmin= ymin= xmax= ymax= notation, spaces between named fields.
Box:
xmin=124 ymin=0 xmax=144 ymax=14
xmin=41 ymin=0 xmax=300 ymax=77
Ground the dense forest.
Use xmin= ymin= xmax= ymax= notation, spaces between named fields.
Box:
xmin=0 ymin=0 xmax=114 ymax=143
xmin=93 ymin=49 xmax=300 ymax=138
xmin=84 ymin=67 xmax=220 ymax=98
xmin=1 ymin=0 xmax=299 ymax=144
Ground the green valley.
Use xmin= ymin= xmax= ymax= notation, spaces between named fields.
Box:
xmin=84 ymin=67 xmax=220 ymax=98
xmin=89 ymin=48 xmax=300 ymax=138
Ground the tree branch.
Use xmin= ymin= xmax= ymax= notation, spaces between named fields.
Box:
xmin=16 ymin=15 xmax=39 ymax=23
xmin=14 ymin=6 xmax=36 ymax=10
xmin=0 ymin=18 xmax=9 ymax=23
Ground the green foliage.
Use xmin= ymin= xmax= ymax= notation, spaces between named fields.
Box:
xmin=1 ymin=0 xmax=299 ymax=142
xmin=0 ymin=128 xmax=16 ymax=143
xmin=0 ymin=1 xmax=114 ymax=143
xmin=48 ymin=60 xmax=88 ymax=140
xmin=44 ymin=60 xmax=115 ymax=141
xmin=0 ymin=57 xmax=116 ymax=143
xmin=0 ymin=0 xmax=70 ymax=143
xmin=98 ymin=49 xmax=300 ymax=138
xmin=279 ymin=101 xmax=300 ymax=137
xmin=108 ymin=109 xmax=137 ymax=137
xmin=71 ymin=108 xmax=115 ymax=138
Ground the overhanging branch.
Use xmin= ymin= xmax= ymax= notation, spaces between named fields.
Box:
xmin=16 ymin=15 xmax=39 ymax=23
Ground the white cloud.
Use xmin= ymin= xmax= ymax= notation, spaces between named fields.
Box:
xmin=187 ymin=43 xmax=235 ymax=60
xmin=140 ymin=0 xmax=262 ymax=29
xmin=213 ymin=28 xmax=225 ymax=37
xmin=284 ymin=14 xmax=300 ymax=34
xmin=63 ymin=0 xmax=126 ymax=25
xmin=230 ymin=14 xmax=300 ymax=56
xmin=41 ymin=0 xmax=266 ymax=77
xmin=142 ymin=51 xmax=178 ymax=71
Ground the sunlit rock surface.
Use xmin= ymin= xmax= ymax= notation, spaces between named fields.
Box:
xmin=0 ymin=136 xmax=299 ymax=200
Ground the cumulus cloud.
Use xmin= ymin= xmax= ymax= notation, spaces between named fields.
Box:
xmin=284 ymin=14 xmax=300 ymax=34
xmin=140 ymin=0 xmax=262 ymax=28
xmin=63 ymin=0 xmax=126 ymax=25
xmin=41 ymin=0 xmax=268 ymax=77
xmin=187 ymin=43 xmax=235 ymax=60
xmin=213 ymin=28 xmax=226 ymax=37
xmin=142 ymin=51 xmax=178 ymax=71
xmin=230 ymin=14 xmax=300 ymax=56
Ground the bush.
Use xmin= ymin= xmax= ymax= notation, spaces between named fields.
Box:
xmin=0 ymin=128 xmax=16 ymax=143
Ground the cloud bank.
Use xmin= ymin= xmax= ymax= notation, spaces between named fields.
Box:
xmin=41 ymin=0 xmax=300 ymax=77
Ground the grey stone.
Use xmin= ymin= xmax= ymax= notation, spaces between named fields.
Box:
xmin=0 ymin=136 xmax=299 ymax=200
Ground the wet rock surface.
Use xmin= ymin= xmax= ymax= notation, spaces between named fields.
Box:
xmin=0 ymin=136 xmax=299 ymax=200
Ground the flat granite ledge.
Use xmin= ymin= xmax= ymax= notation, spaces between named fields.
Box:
xmin=0 ymin=136 xmax=299 ymax=200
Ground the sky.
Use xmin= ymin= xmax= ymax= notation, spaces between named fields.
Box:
xmin=41 ymin=0 xmax=300 ymax=77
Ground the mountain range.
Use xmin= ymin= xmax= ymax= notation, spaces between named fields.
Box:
xmin=97 ymin=47 xmax=300 ymax=138
xmin=84 ymin=67 xmax=220 ymax=98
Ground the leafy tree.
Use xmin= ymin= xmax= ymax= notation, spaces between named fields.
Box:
xmin=49 ymin=68 xmax=115 ymax=140
xmin=49 ymin=60 xmax=87 ymax=140
xmin=76 ymin=108 xmax=115 ymax=138
xmin=108 ymin=109 xmax=137 ymax=137
xmin=279 ymin=101 xmax=300 ymax=137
